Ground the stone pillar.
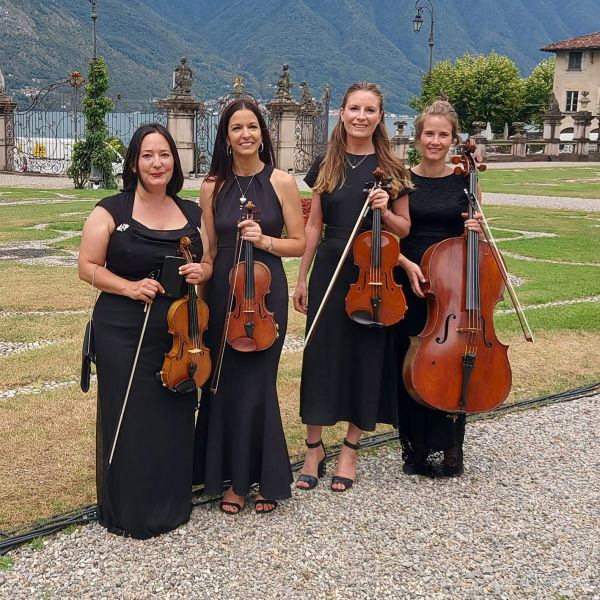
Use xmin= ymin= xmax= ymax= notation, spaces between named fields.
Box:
xmin=0 ymin=70 xmax=17 ymax=172
xmin=542 ymin=95 xmax=563 ymax=158
xmin=572 ymin=110 xmax=593 ymax=156
xmin=390 ymin=120 xmax=410 ymax=162
xmin=159 ymin=58 xmax=201 ymax=177
xmin=267 ymin=64 xmax=301 ymax=173
xmin=470 ymin=122 xmax=487 ymax=158
xmin=509 ymin=122 xmax=527 ymax=158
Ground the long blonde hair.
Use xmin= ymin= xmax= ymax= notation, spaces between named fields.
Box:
xmin=413 ymin=100 xmax=461 ymax=146
xmin=314 ymin=82 xmax=412 ymax=196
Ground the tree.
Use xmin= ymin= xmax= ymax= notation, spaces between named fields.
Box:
xmin=410 ymin=52 xmax=553 ymax=134
xmin=522 ymin=57 xmax=555 ymax=126
xmin=67 ymin=57 xmax=116 ymax=189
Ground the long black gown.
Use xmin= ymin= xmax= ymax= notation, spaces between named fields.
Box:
xmin=193 ymin=165 xmax=292 ymax=500
xmin=93 ymin=191 xmax=201 ymax=539
xmin=300 ymin=154 xmax=398 ymax=431
xmin=396 ymin=171 xmax=468 ymax=459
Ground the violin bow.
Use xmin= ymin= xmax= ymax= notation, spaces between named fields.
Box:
xmin=209 ymin=199 xmax=247 ymax=393
xmin=464 ymin=188 xmax=534 ymax=343
xmin=108 ymin=300 xmax=153 ymax=468
xmin=304 ymin=169 xmax=385 ymax=347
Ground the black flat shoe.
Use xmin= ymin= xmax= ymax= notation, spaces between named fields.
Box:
xmin=296 ymin=439 xmax=327 ymax=490
xmin=442 ymin=447 xmax=464 ymax=477
xmin=331 ymin=438 xmax=359 ymax=492
xmin=219 ymin=501 xmax=243 ymax=514
xmin=254 ymin=498 xmax=278 ymax=513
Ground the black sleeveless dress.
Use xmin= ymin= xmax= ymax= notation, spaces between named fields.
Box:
xmin=396 ymin=171 xmax=468 ymax=458
xmin=299 ymin=154 xmax=398 ymax=431
xmin=193 ymin=165 xmax=292 ymax=500
xmin=93 ymin=191 xmax=201 ymax=539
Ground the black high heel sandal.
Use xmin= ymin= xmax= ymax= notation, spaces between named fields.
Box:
xmin=331 ymin=438 xmax=359 ymax=492
xmin=296 ymin=439 xmax=327 ymax=490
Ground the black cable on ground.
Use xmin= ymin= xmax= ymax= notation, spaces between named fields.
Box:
xmin=1 ymin=380 xmax=598 ymax=556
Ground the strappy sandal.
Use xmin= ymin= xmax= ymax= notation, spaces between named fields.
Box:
xmin=219 ymin=501 xmax=243 ymax=514
xmin=331 ymin=438 xmax=359 ymax=492
xmin=254 ymin=498 xmax=278 ymax=514
xmin=296 ymin=439 xmax=327 ymax=490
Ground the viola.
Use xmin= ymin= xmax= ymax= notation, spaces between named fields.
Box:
xmin=345 ymin=167 xmax=407 ymax=327
xmin=402 ymin=141 xmax=512 ymax=414
xmin=226 ymin=199 xmax=278 ymax=352
xmin=159 ymin=237 xmax=211 ymax=393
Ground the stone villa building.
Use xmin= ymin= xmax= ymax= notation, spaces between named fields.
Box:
xmin=541 ymin=30 xmax=600 ymax=140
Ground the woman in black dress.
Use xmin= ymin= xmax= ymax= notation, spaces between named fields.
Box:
xmin=293 ymin=82 xmax=412 ymax=492
xmin=396 ymin=101 xmax=482 ymax=477
xmin=78 ymin=123 xmax=212 ymax=538
xmin=193 ymin=99 xmax=305 ymax=513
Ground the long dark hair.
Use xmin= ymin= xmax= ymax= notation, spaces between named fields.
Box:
xmin=122 ymin=123 xmax=184 ymax=195
xmin=206 ymin=99 xmax=276 ymax=200
xmin=314 ymin=82 xmax=411 ymax=197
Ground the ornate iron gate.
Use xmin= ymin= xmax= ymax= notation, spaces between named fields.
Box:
xmin=12 ymin=72 xmax=86 ymax=174
xmin=192 ymin=77 xmax=260 ymax=176
xmin=293 ymin=83 xmax=330 ymax=172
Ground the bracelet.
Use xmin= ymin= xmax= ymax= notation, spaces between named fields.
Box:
xmin=267 ymin=236 xmax=273 ymax=252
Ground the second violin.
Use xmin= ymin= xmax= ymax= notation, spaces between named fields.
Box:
xmin=345 ymin=167 xmax=407 ymax=327
xmin=226 ymin=199 xmax=279 ymax=352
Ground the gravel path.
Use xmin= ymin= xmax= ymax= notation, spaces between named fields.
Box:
xmin=1 ymin=396 xmax=598 ymax=600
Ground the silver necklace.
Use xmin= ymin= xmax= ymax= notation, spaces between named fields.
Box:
xmin=346 ymin=153 xmax=369 ymax=170
xmin=233 ymin=173 xmax=256 ymax=205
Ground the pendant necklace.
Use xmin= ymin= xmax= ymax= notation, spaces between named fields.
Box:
xmin=346 ymin=153 xmax=369 ymax=170
xmin=234 ymin=173 xmax=256 ymax=206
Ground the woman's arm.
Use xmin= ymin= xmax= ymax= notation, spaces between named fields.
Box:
xmin=78 ymin=206 xmax=164 ymax=303
xmin=239 ymin=170 xmax=306 ymax=258
xmin=292 ymin=190 xmax=323 ymax=315
xmin=369 ymin=188 xmax=411 ymax=238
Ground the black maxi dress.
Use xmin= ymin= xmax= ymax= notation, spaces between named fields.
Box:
xmin=396 ymin=171 xmax=468 ymax=460
xmin=93 ymin=191 xmax=201 ymax=539
xmin=193 ymin=165 xmax=292 ymax=500
xmin=300 ymin=154 xmax=398 ymax=431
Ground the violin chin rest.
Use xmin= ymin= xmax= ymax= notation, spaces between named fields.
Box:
xmin=350 ymin=311 xmax=384 ymax=328
xmin=172 ymin=379 xmax=197 ymax=394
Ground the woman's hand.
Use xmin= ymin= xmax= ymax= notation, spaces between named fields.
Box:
xmin=293 ymin=280 xmax=308 ymax=315
xmin=238 ymin=219 xmax=269 ymax=250
xmin=402 ymin=259 xmax=427 ymax=299
xmin=462 ymin=211 xmax=484 ymax=236
xmin=127 ymin=278 xmax=165 ymax=304
xmin=368 ymin=188 xmax=391 ymax=217
xmin=179 ymin=262 xmax=206 ymax=285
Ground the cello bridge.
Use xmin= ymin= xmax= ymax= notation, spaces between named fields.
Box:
xmin=456 ymin=327 xmax=481 ymax=334
xmin=367 ymin=282 xmax=383 ymax=286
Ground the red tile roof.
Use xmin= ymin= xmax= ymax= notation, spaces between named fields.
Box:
xmin=541 ymin=31 xmax=600 ymax=52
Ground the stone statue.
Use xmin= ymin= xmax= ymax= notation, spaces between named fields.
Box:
xmin=173 ymin=57 xmax=193 ymax=96
xmin=232 ymin=76 xmax=245 ymax=96
xmin=300 ymin=81 xmax=312 ymax=104
xmin=323 ymin=82 xmax=330 ymax=104
xmin=0 ymin=67 xmax=5 ymax=95
xmin=275 ymin=64 xmax=292 ymax=100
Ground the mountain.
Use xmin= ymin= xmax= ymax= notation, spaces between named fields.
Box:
xmin=0 ymin=0 xmax=597 ymax=112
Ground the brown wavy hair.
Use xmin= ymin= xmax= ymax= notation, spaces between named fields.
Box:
xmin=413 ymin=100 xmax=461 ymax=146
xmin=314 ymin=82 xmax=411 ymax=197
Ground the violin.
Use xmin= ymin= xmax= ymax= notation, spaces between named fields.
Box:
xmin=159 ymin=237 xmax=211 ymax=393
xmin=345 ymin=167 xmax=407 ymax=327
xmin=226 ymin=199 xmax=278 ymax=352
xmin=402 ymin=141 xmax=512 ymax=414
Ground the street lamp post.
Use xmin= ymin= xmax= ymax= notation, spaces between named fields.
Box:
xmin=89 ymin=0 xmax=98 ymax=60
xmin=413 ymin=0 xmax=435 ymax=75
xmin=88 ymin=0 xmax=102 ymax=188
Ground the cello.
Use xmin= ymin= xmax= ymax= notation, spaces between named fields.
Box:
xmin=159 ymin=237 xmax=211 ymax=393
xmin=402 ymin=140 xmax=526 ymax=414
xmin=345 ymin=167 xmax=407 ymax=327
